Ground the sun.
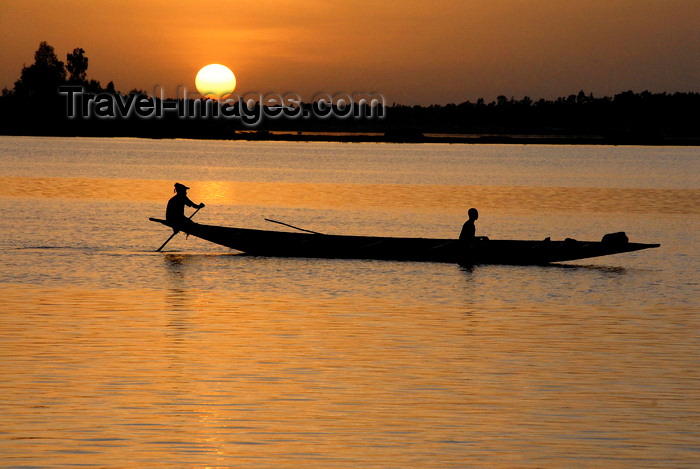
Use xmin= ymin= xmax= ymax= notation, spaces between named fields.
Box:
xmin=195 ymin=64 xmax=236 ymax=99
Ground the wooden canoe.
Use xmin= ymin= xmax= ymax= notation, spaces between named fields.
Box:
xmin=149 ymin=218 xmax=659 ymax=265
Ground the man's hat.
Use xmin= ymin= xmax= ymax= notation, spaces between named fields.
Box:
xmin=174 ymin=182 xmax=190 ymax=191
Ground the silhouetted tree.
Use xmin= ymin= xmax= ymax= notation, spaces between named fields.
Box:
xmin=66 ymin=48 xmax=88 ymax=83
xmin=128 ymin=88 xmax=149 ymax=96
xmin=13 ymin=41 xmax=66 ymax=100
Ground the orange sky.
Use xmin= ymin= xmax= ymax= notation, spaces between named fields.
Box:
xmin=1 ymin=0 xmax=698 ymax=104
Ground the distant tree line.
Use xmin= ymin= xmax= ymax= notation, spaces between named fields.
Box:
xmin=1 ymin=41 xmax=698 ymax=144
xmin=385 ymin=91 xmax=700 ymax=143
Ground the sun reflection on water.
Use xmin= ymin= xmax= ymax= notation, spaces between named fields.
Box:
xmin=3 ymin=176 xmax=699 ymax=216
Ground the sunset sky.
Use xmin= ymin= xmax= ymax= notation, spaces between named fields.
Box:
xmin=1 ymin=0 xmax=698 ymax=105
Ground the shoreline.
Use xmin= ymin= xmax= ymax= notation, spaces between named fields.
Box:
xmin=232 ymin=131 xmax=700 ymax=146
xmin=2 ymin=130 xmax=698 ymax=146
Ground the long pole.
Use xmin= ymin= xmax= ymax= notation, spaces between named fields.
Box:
xmin=264 ymin=218 xmax=324 ymax=235
xmin=156 ymin=207 xmax=201 ymax=252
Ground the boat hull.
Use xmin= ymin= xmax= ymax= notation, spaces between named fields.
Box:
xmin=150 ymin=218 xmax=659 ymax=265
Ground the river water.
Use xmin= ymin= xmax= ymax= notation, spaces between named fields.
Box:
xmin=1 ymin=136 xmax=698 ymax=467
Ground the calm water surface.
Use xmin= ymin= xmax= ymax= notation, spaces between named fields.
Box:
xmin=1 ymin=136 xmax=698 ymax=467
